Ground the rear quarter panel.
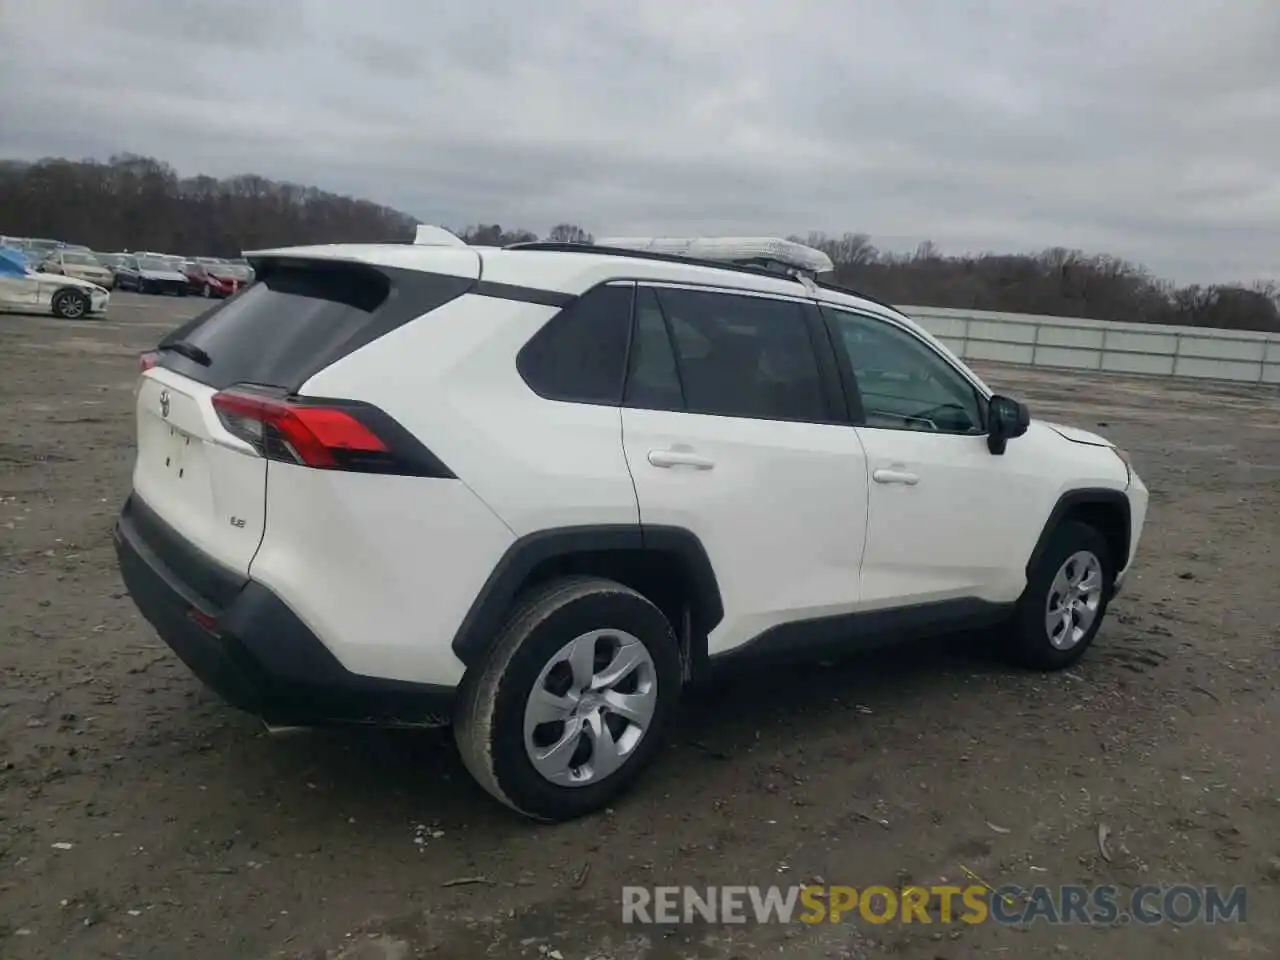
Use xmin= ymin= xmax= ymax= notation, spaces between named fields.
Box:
xmin=299 ymin=292 xmax=641 ymax=536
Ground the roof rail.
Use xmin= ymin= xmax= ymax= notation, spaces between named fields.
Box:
xmin=813 ymin=277 xmax=900 ymax=313
xmin=502 ymin=241 xmax=811 ymax=285
xmin=595 ymin=236 xmax=834 ymax=277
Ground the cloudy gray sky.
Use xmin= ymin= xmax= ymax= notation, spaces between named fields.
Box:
xmin=2 ymin=0 xmax=1277 ymax=284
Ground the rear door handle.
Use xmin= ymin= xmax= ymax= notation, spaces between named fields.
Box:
xmin=872 ymin=468 xmax=919 ymax=485
xmin=648 ymin=448 xmax=716 ymax=470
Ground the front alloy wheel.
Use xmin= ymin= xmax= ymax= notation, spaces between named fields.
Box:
xmin=1006 ymin=520 xmax=1114 ymax=669
xmin=51 ymin=289 xmax=89 ymax=319
xmin=1044 ymin=550 xmax=1104 ymax=650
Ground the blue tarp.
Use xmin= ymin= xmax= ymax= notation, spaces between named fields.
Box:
xmin=0 ymin=247 xmax=31 ymax=277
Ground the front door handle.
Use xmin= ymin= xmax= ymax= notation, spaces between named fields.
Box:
xmin=648 ymin=448 xmax=716 ymax=470
xmin=872 ymin=468 xmax=920 ymax=485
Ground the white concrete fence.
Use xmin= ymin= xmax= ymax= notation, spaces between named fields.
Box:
xmin=900 ymin=305 xmax=1280 ymax=386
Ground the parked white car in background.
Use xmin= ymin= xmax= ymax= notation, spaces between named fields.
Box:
xmin=0 ymin=247 xmax=109 ymax=319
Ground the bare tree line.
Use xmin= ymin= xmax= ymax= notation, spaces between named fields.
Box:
xmin=2 ymin=155 xmax=1276 ymax=332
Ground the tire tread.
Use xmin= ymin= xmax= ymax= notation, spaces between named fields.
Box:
xmin=454 ymin=575 xmax=665 ymax=821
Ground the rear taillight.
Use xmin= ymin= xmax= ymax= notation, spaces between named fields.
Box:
xmin=138 ymin=351 xmax=159 ymax=372
xmin=211 ymin=388 xmax=391 ymax=469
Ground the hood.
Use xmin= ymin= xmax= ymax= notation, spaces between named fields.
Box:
xmin=139 ymin=268 xmax=187 ymax=281
xmin=53 ymin=273 xmax=108 ymax=293
xmin=1041 ymin=421 xmax=1113 ymax=447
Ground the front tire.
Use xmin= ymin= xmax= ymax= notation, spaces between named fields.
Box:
xmin=1005 ymin=520 xmax=1113 ymax=670
xmin=454 ymin=576 xmax=681 ymax=822
xmin=51 ymin=289 xmax=89 ymax=320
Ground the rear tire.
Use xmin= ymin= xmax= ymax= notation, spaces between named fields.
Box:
xmin=454 ymin=576 xmax=681 ymax=822
xmin=51 ymin=289 xmax=89 ymax=320
xmin=1005 ymin=520 xmax=1114 ymax=670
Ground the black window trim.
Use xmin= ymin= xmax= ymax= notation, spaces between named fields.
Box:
xmin=627 ymin=282 xmax=685 ymax=413
xmin=633 ymin=281 xmax=848 ymax=427
xmin=818 ymin=302 xmax=991 ymax=435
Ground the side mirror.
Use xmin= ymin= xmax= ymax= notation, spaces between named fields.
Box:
xmin=986 ymin=394 xmax=1030 ymax=455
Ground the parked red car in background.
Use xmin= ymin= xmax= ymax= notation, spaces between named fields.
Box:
xmin=182 ymin=259 xmax=244 ymax=299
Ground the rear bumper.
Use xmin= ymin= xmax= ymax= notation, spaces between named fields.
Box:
xmin=113 ymin=494 xmax=456 ymax=727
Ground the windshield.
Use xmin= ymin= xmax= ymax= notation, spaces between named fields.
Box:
xmin=63 ymin=252 xmax=102 ymax=266
xmin=137 ymin=258 xmax=170 ymax=271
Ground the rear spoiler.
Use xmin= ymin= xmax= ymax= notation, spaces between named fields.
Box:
xmin=243 ymin=224 xmax=467 ymax=262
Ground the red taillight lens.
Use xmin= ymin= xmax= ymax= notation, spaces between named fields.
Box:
xmin=139 ymin=351 xmax=159 ymax=372
xmin=211 ymin=389 xmax=389 ymax=469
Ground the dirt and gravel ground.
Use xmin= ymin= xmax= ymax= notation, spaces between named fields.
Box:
xmin=1 ymin=292 xmax=1277 ymax=960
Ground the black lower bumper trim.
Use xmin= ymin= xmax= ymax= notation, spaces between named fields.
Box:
xmin=114 ymin=495 xmax=456 ymax=727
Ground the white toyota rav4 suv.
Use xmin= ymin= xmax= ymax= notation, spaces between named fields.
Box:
xmin=115 ymin=231 xmax=1148 ymax=822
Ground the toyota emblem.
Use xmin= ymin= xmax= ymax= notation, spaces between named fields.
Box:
xmin=159 ymin=390 xmax=171 ymax=419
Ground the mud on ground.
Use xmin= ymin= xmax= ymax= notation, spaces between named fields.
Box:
xmin=1 ymin=295 xmax=1278 ymax=959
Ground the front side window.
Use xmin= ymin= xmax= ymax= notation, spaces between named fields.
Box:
xmin=824 ymin=307 xmax=985 ymax=434
xmin=650 ymin=287 xmax=827 ymax=422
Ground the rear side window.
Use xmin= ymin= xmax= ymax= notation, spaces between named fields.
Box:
xmin=652 ymin=288 xmax=828 ymax=422
xmin=517 ymin=283 xmax=634 ymax=405
xmin=156 ymin=263 xmax=473 ymax=391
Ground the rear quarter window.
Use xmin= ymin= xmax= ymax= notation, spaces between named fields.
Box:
xmin=156 ymin=262 xmax=474 ymax=391
xmin=516 ymin=283 xmax=635 ymax=405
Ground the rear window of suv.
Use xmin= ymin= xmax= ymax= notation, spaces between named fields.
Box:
xmin=156 ymin=261 xmax=474 ymax=391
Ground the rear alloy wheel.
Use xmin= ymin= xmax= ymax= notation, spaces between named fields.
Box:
xmin=454 ymin=576 xmax=681 ymax=821
xmin=1005 ymin=520 xmax=1114 ymax=670
xmin=51 ymin=289 xmax=89 ymax=320
xmin=202 ymin=283 xmax=212 ymax=298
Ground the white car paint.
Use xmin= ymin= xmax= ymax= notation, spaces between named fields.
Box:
xmin=124 ymin=240 xmax=1149 ymax=693
xmin=0 ymin=264 xmax=109 ymax=317
xmin=1042 ymin=421 xmax=1114 ymax=447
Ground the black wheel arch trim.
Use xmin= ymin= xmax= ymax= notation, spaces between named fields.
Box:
xmin=450 ymin=523 xmax=724 ymax=667
xmin=1026 ymin=487 xmax=1131 ymax=577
